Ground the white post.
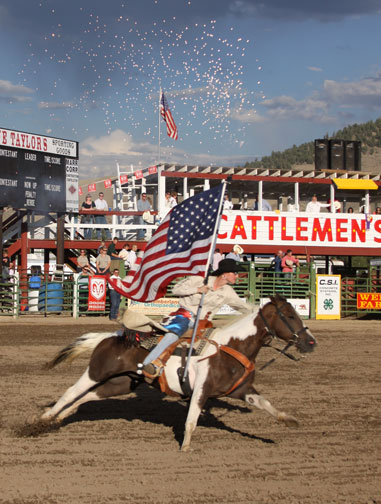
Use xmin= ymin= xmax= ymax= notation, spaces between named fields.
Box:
xmin=258 ymin=181 xmax=263 ymax=210
xmin=73 ymin=274 xmax=79 ymax=319
xmin=183 ymin=176 xmax=188 ymax=200
xmin=203 ymin=179 xmax=210 ymax=191
xmin=330 ymin=184 xmax=335 ymax=213
xmin=365 ymin=190 xmax=370 ymax=213
xmin=294 ymin=182 xmax=299 ymax=212
xmin=157 ymin=164 xmax=166 ymax=220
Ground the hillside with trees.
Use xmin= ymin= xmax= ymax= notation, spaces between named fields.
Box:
xmin=243 ymin=118 xmax=381 ymax=172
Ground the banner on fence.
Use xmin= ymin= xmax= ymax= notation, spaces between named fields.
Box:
xmin=357 ymin=292 xmax=381 ymax=310
xmin=260 ymin=298 xmax=310 ymax=317
xmin=88 ymin=275 xmax=107 ymax=311
xmin=316 ymin=275 xmax=341 ymax=319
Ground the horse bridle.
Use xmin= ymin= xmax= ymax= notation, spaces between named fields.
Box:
xmin=258 ymin=301 xmax=310 ymax=370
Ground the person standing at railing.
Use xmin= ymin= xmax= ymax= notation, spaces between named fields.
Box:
xmin=81 ymin=195 xmax=95 ymax=239
xmin=281 ymin=249 xmax=299 ymax=279
xmin=305 ymin=195 xmax=331 ymax=213
xmin=94 ymin=192 xmax=111 ymax=240
xmin=271 ymin=250 xmax=284 ymax=276
xmin=108 ymin=268 xmax=121 ymax=321
xmin=136 ymin=193 xmax=152 ymax=240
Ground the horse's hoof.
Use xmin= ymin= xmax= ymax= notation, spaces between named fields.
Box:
xmin=180 ymin=444 xmax=191 ymax=453
xmin=278 ymin=412 xmax=299 ymax=428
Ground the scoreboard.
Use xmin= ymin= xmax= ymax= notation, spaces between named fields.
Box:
xmin=0 ymin=127 xmax=79 ymax=213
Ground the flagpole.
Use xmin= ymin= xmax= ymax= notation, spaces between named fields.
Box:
xmin=182 ymin=179 xmax=228 ymax=381
xmin=158 ymin=87 xmax=162 ymax=163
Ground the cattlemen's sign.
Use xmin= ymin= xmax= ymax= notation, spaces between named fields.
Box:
xmin=0 ymin=127 xmax=79 ymax=212
xmin=217 ymin=211 xmax=381 ymax=248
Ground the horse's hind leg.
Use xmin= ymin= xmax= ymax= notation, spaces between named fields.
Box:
xmin=244 ymin=386 xmax=299 ymax=428
xmin=41 ymin=367 xmax=100 ymax=422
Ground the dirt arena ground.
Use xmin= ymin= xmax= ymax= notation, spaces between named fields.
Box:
xmin=0 ymin=315 xmax=380 ymax=504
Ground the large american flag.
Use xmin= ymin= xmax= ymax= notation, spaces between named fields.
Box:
xmin=108 ymin=184 xmax=224 ymax=302
xmin=160 ymin=92 xmax=178 ymax=140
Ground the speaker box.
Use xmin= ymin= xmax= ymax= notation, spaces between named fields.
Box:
xmin=329 ymin=139 xmax=345 ymax=171
xmin=314 ymin=139 xmax=329 ymax=171
xmin=344 ymin=140 xmax=362 ymax=171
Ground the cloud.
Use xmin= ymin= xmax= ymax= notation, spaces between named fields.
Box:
xmin=307 ymin=66 xmax=323 ymax=72
xmin=324 ymin=75 xmax=381 ymax=107
xmin=260 ymin=95 xmax=335 ymax=122
xmin=228 ymin=0 xmax=381 ymax=22
xmin=229 ymin=107 xmax=266 ymax=123
xmin=38 ymin=101 xmax=75 ymax=110
xmin=0 ymin=79 xmax=34 ymax=103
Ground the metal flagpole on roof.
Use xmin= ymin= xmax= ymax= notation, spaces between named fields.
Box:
xmin=182 ymin=178 xmax=228 ymax=382
xmin=158 ymin=87 xmax=162 ymax=164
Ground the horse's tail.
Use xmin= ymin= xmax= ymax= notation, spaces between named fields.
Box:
xmin=44 ymin=332 xmax=116 ymax=369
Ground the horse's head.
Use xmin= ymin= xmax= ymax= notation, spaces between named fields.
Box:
xmin=259 ymin=294 xmax=317 ymax=353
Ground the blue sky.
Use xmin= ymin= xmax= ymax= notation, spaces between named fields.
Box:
xmin=1 ymin=0 xmax=381 ymax=179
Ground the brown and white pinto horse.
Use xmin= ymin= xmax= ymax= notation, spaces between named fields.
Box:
xmin=41 ymin=295 xmax=317 ymax=451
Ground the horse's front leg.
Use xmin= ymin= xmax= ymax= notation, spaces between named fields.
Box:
xmin=181 ymin=363 xmax=210 ymax=452
xmin=41 ymin=366 xmax=100 ymax=422
xmin=244 ymin=385 xmax=299 ymax=428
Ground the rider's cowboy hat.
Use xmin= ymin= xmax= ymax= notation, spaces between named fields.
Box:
xmin=122 ymin=309 xmax=168 ymax=333
xmin=212 ymin=258 xmax=245 ymax=276
xmin=233 ymin=244 xmax=244 ymax=255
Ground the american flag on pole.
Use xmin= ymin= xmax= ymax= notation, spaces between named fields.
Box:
xmin=108 ymin=184 xmax=224 ymax=302
xmin=160 ymin=92 xmax=178 ymax=140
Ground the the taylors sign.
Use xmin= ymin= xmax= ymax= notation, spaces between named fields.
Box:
xmin=0 ymin=127 xmax=77 ymax=158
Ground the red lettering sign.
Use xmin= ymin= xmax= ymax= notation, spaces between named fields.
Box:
xmin=148 ymin=165 xmax=157 ymax=174
xmin=120 ymin=174 xmax=128 ymax=185
xmin=104 ymin=179 xmax=112 ymax=189
xmin=79 ymin=187 xmax=83 ymax=196
xmin=135 ymin=170 xmax=143 ymax=180
xmin=357 ymin=292 xmax=381 ymax=309
xmin=88 ymin=276 xmax=107 ymax=311
xmin=88 ymin=183 xmax=96 ymax=193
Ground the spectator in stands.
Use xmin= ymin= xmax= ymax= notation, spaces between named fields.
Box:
xmin=169 ymin=191 xmax=178 ymax=208
xmin=96 ymin=247 xmax=111 ymax=276
xmin=213 ymin=248 xmax=223 ymax=271
xmin=77 ymin=249 xmax=90 ymax=273
xmin=305 ymin=195 xmax=330 ymax=213
xmin=81 ymin=194 xmax=95 ymax=239
xmin=223 ymin=194 xmax=234 ymax=210
xmin=271 ymin=250 xmax=284 ymax=276
xmin=118 ymin=243 xmax=130 ymax=260
xmin=127 ymin=244 xmax=138 ymax=269
xmin=253 ymin=194 xmax=272 ymax=211
xmin=226 ymin=245 xmax=243 ymax=262
xmin=94 ymin=192 xmax=111 ymax=240
xmin=347 ymin=207 xmax=354 ymax=214
xmin=136 ymin=193 xmax=152 ymax=240
xmin=281 ymin=249 xmax=299 ymax=278
xmin=108 ymin=268 xmax=121 ymax=321
xmin=107 ymin=237 xmax=123 ymax=271
xmin=375 ymin=206 xmax=381 ymax=215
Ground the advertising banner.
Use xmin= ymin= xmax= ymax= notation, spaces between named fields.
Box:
xmin=88 ymin=276 xmax=107 ymax=311
xmin=357 ymin=293 xmax=381 ymax=310
xmin=316 ymin=275 xmax=341 ymax=319
xmin=260 ymin=298 xmax=310 ymax=318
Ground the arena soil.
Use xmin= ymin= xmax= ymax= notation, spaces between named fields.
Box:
xmin=0 ymin=316 xmax=380 ymax=504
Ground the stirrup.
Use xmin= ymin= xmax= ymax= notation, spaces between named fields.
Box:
xmin=143 ymin=359 xmax=164 ymax=379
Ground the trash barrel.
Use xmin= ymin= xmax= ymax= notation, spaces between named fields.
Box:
xmin=38 ymin=283 xmax=64 ymax=312
xmin=28 ymin=289 xmax=40 ymax=312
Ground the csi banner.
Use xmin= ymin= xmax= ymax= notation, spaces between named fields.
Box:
xmin=88 ymin=275 xmax=107 ymax=311
xmin=357 ymin=292 xmax=381 ymax=310
xmin=316 ymin=275 xmax=341 ymax=319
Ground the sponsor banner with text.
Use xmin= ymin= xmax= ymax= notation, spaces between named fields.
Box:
xmin=88 ymin=276 xmax=107 ymax=311
xmin=316 ymin=274 xmax=341 ymax=319
xmin=357 ymin=292 xmax=381 ymax=310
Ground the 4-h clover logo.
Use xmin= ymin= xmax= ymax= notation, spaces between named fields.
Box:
xmin=323 ymin=298 xmax=334 ymax=310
